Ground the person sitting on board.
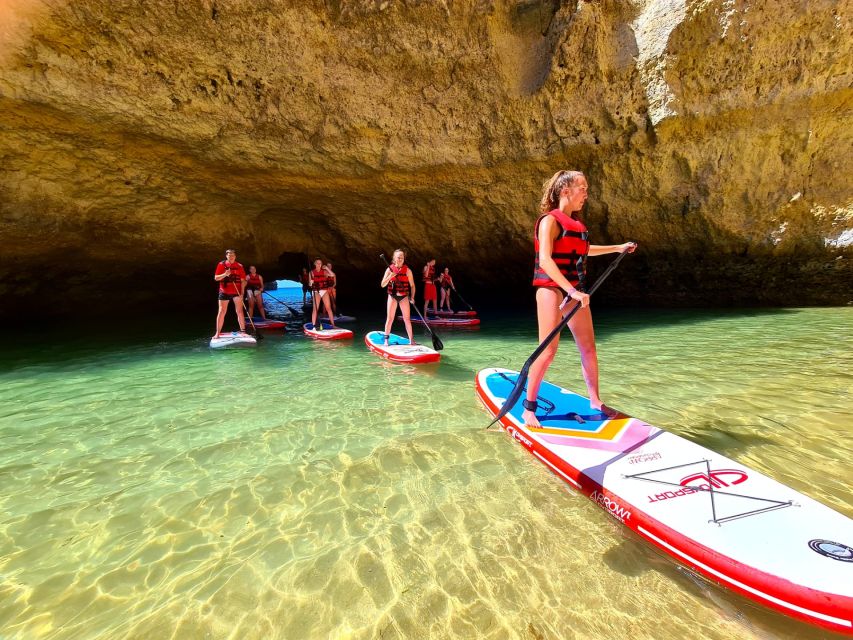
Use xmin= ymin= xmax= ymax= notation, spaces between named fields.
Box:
xmin=380 ymin=249 xmax=416 ymax=345
xmin=213 ymin=249 xmax=248 ymax=338
xmin=245 ymin=265 xmax=267 ymax=320
xmin=438 ymin=267 xmax=454 ymax=312
xmin=422 ymin=258 xmax=438 ymax=315
xmin=299 ymin=267 xmax=311 ymax=304
xmin=325 ymin=262 xmax=338 ymax=318
xmin=523 ymin=170 xmax=637 ymax=427
xmin=309 ymin=258 xmax=337 ymax=331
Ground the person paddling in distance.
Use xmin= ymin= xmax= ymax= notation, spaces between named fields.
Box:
xmin=381 ymin=249 xmax=416 ymax=345
xmin=523 ymin=170 xmax=637 ymax=428
xmin=438 ymin=267 xmax=454 ymax=312
xmin=245 ymin=265 xmax=267 ymax=320
xmin=213 ymin=249 xmax=248 ymax=338
xmin=325 ymin=262 xmax=338 ymax=318
xmin=309 ymin=258 xmax=337 ymax=330
xmin=299 ymin=267 xmax=310 ymax=304
xmin=422 ymin=258 xmax=438 ymax=315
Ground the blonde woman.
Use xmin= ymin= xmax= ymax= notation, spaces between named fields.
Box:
xmin=380 ymin=249 xmax=416 ymax=345
xmin=309 ymin=258 xmax=337 ymax=330
xmin=523 ymin=170 xmax=637 ymax=427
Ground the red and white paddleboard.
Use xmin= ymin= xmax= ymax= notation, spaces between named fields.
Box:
xmin=364 ymin=331 xmax=440 ymax=364
xmin=246 ymin=317 xmax=286 ymax=330
xmin=431 ymin=309 xmax=477 ymax=317
xmin=476 ymin=368 xmax=853 ymax=634
xmin=303 ymin=322 xmax=353 ymax=340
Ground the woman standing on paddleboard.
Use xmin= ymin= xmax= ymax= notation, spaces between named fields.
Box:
xmin=523 ymin=170 xmax=636 ymax=428
xmin=309 ymin=258 xmax=337 ymax=331
xmin=381 ymin=249 xmax=416 ymax=345
xmin=438 ymin=267 xmax=454 ymax=312
xmin=245 ymin=265 xmax=267 ymax=320
xmin=325 ymin=262 xmax=338 ymax=318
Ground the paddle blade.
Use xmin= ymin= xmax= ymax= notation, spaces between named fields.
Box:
xmin=245 ymin=320 xmax=262 ymax=340
xmin=485 ymin=370 xmax=527 ymax=429
xmin=432 ymin=332 xmax=444 ymax=351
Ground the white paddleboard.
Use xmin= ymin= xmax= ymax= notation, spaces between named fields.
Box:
xmin=209 ymin=332 xmax=257 ymax=349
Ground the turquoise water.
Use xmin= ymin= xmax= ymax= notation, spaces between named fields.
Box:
xmin=0 ymin=298 xmax=851 ymax=639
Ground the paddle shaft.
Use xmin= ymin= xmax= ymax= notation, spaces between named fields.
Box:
xmin=487 ymin=248 xmax=630 ymax=427
xmin=263 ymin=290 xmax=303 ymax=316
xmin=528 ymin=248 xmax=629 ymax=365
xmin=228 ymin=277 xmax=260 ymax=339
xmin=450 ymin=286 xmax=474 ymax=311
xmin=380 ymin=254 xmax=444 ymax=351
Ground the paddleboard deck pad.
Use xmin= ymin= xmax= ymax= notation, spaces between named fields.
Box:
xmin=475 ymin=368 xmax=853 ymax=634
xmin=303 ymin=323 xmax=353 ymax=340
xmin=245 ymin=317 xmax=286 ymax=330
xmin=365 ymin=331 xmax=440 ymax=363
xmin=400 ymin=316 xmax=480 ymax=327
xmin=209 ymin=332 xmax=257 ymax=349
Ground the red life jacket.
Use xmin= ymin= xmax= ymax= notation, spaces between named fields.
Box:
xmin=311 ymin=268 xmax=331 ymax=290
xmin=440 ymin=274 xmax=452 ymax=289
xmin=532 ymin=209 xmax=589 ymax=290
xmin=246 ymin=273 xmax=262 ymax=289
xmin=218 ymin=260 xmax=245 ymax=295
xmin=423 ymin=264 xmax=435 ymax=282
xmin=387 ymin=265 xmax=411 ymax=296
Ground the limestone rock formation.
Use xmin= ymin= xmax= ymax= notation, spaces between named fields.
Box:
xmin=0 ymin=0 xmax=850 ymax=318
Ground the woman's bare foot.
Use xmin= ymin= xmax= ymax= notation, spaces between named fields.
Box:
xmin=590 ymin=402 xmax=619 ymax=418
xmin=522 ymin=409 xmax=541 ymax=428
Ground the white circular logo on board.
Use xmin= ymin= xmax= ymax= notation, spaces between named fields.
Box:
xmin=808 ymin=539 xmax=853 ymax=562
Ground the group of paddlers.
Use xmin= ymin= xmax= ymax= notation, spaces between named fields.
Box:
xmin=213 ymin=250 xmax=461 ymax=344
xmin=214 ymin=169 xmax=638 ymax=428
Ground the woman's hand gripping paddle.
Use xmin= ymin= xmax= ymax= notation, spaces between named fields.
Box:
xmin=380 ymin=254 xmax=444 ymax=352
xmin=484 ymin=248 xmax=631 ymax=430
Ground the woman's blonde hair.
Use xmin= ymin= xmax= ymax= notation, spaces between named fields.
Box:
xmin=539 ymin=170 xmax=585 ymax=213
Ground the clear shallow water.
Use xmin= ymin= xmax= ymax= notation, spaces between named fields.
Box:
xmin=0 ymin=298 xmax=851 ymax=640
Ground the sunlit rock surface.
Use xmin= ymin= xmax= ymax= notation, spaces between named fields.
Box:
xmin=0 ymin=0 xmax=851 ymax=317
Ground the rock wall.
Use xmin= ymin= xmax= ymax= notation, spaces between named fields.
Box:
xmin=0 ymin=0 xmax=851 ymax=318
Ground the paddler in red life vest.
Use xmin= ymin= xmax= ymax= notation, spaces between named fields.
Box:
xmin=309 ymin=258 xmax=338 ymax=330
xmin=213 ymin=248 xmax=248 ymax=338
xmin=523 ymin=170 xmax=637 ymax=428
xmin=422 ymin=259 xmax=438 ymax=315
xmin=325 ymin=262 xmax=338 ymax=317
xmin=438 ymin=267 xmax=454 ymax=312
xmin=245 ymin=265 xmax=267 ymax=320
xmin=380 ymin=248 xmax=416 ymax=345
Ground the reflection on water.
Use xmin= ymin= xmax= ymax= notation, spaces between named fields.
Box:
xmin=0 ymin=300 xmax=850 ymax=639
